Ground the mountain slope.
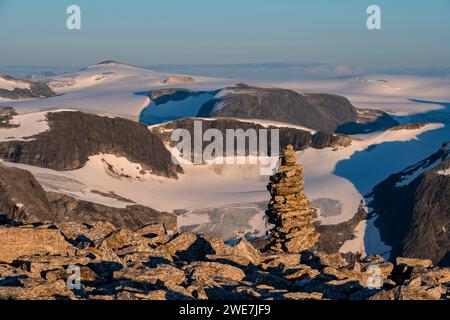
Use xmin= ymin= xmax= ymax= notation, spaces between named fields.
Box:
xmin=151 ymin=117 xmax=352 ymax=160
xmin=5 ymin=61 xmax=233 ymax=119
xmin=0 ymin=109 xmax=182 ymax=178
xmin=0 ymin=75 xmax=56 ymax=101
xmin=0 ymin=163 xmax=176 ymax=230
xmin=369 ymin=142 xmax=450 ymax=265
xmin=143 ymin=84 xmax=398 ymax=133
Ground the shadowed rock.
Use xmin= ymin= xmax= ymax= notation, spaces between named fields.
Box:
xmin=0 ymin=111 xmax=182 ymax=178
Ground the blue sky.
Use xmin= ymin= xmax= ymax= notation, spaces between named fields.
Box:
xmin=0 ymin=0 xmax=449 ymax=75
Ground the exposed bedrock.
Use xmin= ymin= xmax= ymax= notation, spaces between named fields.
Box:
xmin=0 ymin=111 xmax=182 ymax=178
xmin=0 ymin=164 xmax=177 ymax=231
xmin=370 ymin=143 xmax=450 ymax=266
xmin=147 ymin=84 xmax=398 ymax=133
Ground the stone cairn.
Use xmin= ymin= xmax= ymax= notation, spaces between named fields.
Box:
xmin=266 ymin=145 xmax=320 ymax=253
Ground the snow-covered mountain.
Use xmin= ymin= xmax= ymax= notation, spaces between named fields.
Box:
xmin=1 ymin=60 xmax=450 ymax=251
xmin=4 ymin=61 xmax=235 ymax=119
xmin=0 ymin=75 xmax=56 ymax=101
xmin=141 ymin=84 xmax=398 ymax=133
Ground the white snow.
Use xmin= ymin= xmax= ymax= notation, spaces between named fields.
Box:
xmin=177 ymin=213 xmax=211 ymax=227
xmin=2 ymin=62 xmax=450 ymax=254
xmin=1 ymin=114 xmax=445 ymax=232
xmin=6 ymin=63 xmax=235 ymax=120
xmin=1 ymin=157 xmax=268 ymax=212
xmin=247 ymin=210 xmax=269 ymax=236
xmin=396 ymin=161 xmax=439 ymax=187
xmin=298 ymin=123 xmax=445 ymax=225
xmin=141 ymin=92 xmax=216 ymax=124
xmin=0 ymin=76 xmax=30 ymax=91
xmin=340 ymin=220 xmax=367 ymax=256
xmin=0 ymin=109 xmax=77 ymax=142
xmin=271 ymin=75 xmax=450 ymax=116
xmin=364 ymin=214 xmax=392 ymax=260
xmin=229 ymin=118 xmax=316 ymax=133
xmin=151 ymin=117 xmax=316 ymax=133
xmin=437 ymin=168 xmax=450 ymax=176
xmin=93 ymin=154 xmax=154 ymax=180
xmin=0 ymin=111 xmax=50 ymax=141
xmin=395 ymin=144 xmax=450 ymax=186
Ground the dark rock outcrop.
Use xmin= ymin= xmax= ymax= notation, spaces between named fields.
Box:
xmin=194 ymin=84 xmax=398 ymax=133
xmin=335 ymin=109 xmax=399 ymax=134
xmin=369 ymin=143 xmax=450 ymax=266
xmin=317 ymin=204 xmax=368 ymax=254
xmin=0 ymin=107 xmax=19 ymax=129
xmin=47 ymin=192 xmax=177 ymax=232
xmin=161 ymin=76 xmax=195 ymax=85
xmin=0 ymin=164 xmax=54 ymax=224
xmin=151 ymin=117 xmax=353 ymax=163
xmin=0 ymin=75 xmax=56 ymax=100
xmin=0 ymin=164 xmax=177 ymax=231
xmin=0 ymin=111 xmax=182 ymax=178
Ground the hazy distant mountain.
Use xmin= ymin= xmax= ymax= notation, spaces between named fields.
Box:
xmin=0 ymin=75 xmax=56 ymax=100
xmin=25 ymin=71 xmax=59 ymax=81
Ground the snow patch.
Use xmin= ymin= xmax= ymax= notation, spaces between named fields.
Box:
xmin=340 ymin=220 xmax=367 ymax=256
xmin=177 ymin=213 xmax=211 ymax=227
xmin=298 ymin=124 xmax=443 ymax=225
xmin=0 ymin=111 xmax=49 ymax=141
xmin=93 ymin=154 xmax=153 ymax=180
xmin=437 ymin=168 xmax=450 ymax=176
xmin=395 ymin=163 xmax=431 ymax=187
xmin=364 ymin=214 xmax=392 ymax=260
xmin=7 ymin=63 xmax=234 ymax=119
xmin=231 ymin=118 xmax=316 ymax=133
xmin=0 ymin=76 xmax=30 ymax=91
xmin=273 ymin=75 xmax=450 ymax=116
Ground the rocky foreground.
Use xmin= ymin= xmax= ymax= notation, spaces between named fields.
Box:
xmin=0 ymin=146 xmax=448 ymax=300
xmin=0 ymin=221 xmax=449 ymax=300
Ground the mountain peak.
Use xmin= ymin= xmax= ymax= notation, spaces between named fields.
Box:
xmin=94 ymin=60 xmax=136 ymax=67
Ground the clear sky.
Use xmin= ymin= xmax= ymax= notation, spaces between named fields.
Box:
xmin=0 ymin=0 xmax=449 ymax=73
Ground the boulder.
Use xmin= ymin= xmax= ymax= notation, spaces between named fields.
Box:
xmin=113 ymin=264 xmax=186 ymax=285
xmin=0 ymin=280 xmax=76 ymax=300
xmin=183 ymin=262 xmax=246 ymax=282
xmin=396 ymin=257 xmax=433 ymax=268
xmin=13 ymin=255 xmax=92 ymax=275
xmin=0 ymin=227 xmax=75 ymax=263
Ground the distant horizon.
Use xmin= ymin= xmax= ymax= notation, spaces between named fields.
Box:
xmin=1 ymin=60 xmax=450 ymax=81
xmin=1 ymin=0 xmax=450 ymax=76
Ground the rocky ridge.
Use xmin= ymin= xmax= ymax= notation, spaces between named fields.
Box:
xmin=0 ymin=164 xmax=177 ymax=231
xmin=369 ymin=142 xmax=450 ymax=266
xmin=0 ymin=146 xmax=448 ymax=300
xmin=0 ymin=75 xmax=56 ymax=100
xmin=0 ymin=222 xmax=448 ymax=300
xmin=0 ymin=110 xmax=182 ymax=178
xmin=151 ymin=117 xmax=353 ymax=163
xmin=194 ymin=84 xmax=398 ymax=133
xmin=142 ymin=85 xmax=398 ymax=133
